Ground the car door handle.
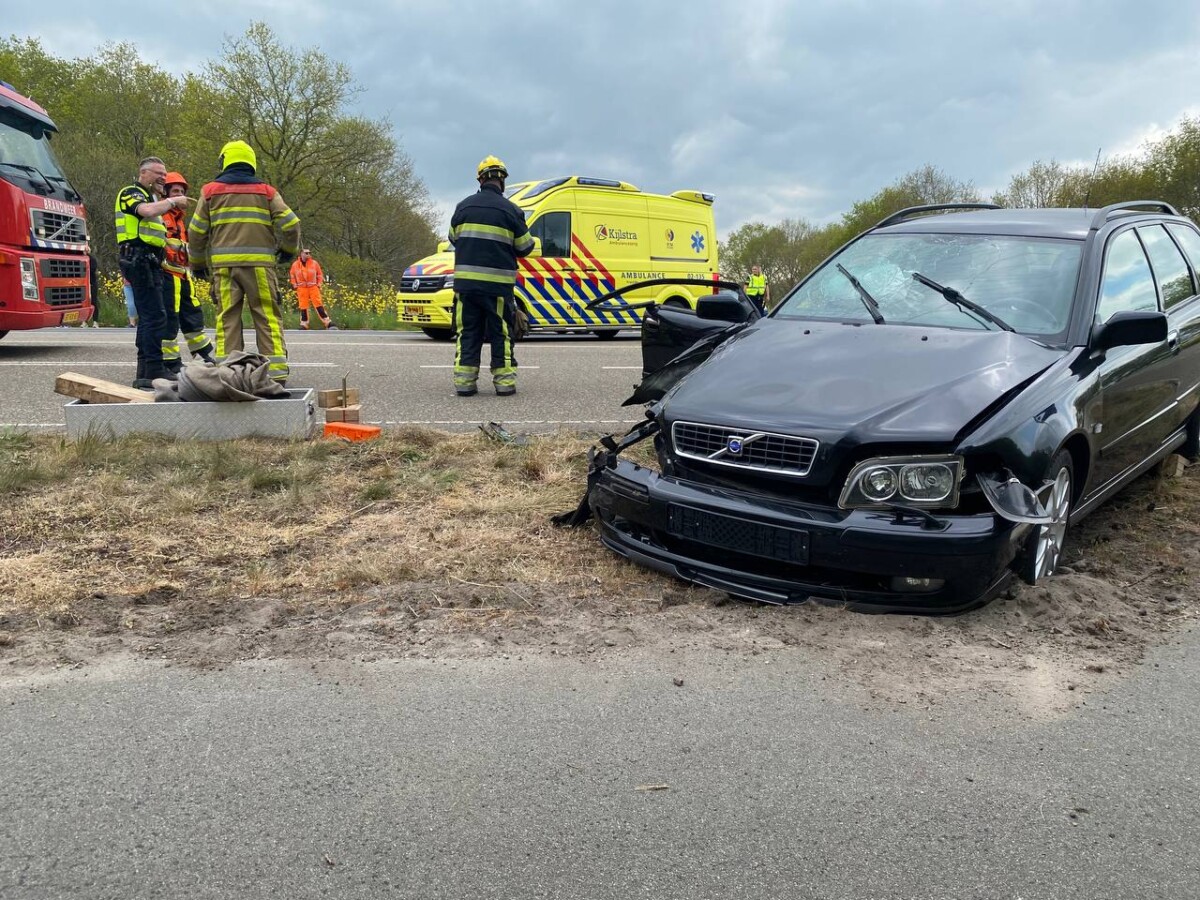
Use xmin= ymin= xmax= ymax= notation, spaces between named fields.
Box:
xmin=1168 ymin=330 xmax=1181 ymax=353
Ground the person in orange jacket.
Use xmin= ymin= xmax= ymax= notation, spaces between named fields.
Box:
xmin=288 ymin=248 xmax=336 ymax=329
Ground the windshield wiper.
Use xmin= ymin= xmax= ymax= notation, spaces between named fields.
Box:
xmin=835 ymin=263 xmax=885 ymax=324
xmin=911 ymin=272 xmax=1015 ymax=333
xmin=0 ymin=161 xmax=54 ymax=195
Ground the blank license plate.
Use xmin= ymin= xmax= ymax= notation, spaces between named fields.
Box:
xmin=668 ymin=505 xmax=810 ymax=564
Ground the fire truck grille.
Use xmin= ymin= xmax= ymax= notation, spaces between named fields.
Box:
xmin=40 ymin=258 xmax=87 ymax=279
xmin=46 ymin=286 xmax=86 ymax=306
xmin=31 ymin=209 xmax=88 ymax=245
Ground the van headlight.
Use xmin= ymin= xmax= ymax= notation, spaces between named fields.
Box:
xmin=443 ymin=274 xmax=454 ymax=288
xmin=839 ymin=455 xmax=963 ymax=509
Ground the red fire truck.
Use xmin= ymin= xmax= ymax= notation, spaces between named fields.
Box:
xmin=0 ymin=81 xmax=92 ymax=339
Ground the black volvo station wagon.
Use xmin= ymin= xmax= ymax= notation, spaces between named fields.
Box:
xmin=574 ymin=201 xmax=1200 ymax=613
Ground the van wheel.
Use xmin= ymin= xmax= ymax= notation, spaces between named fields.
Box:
xmin=662 ymin=297 xmax=690 ymax=310
xmin=422 ymin=328 xmax=453 ymax=341
xmin=592 ymin=328 xmax=620 ymax=340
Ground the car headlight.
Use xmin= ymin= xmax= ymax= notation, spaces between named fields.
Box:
xmin=444 ymin=274 xmax=454 ymax=288
xmin=840 ymin=455 xmax=963 ymax=509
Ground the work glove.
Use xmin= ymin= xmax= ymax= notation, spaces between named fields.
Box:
xmin=192 ymin=266 xmax=209 ymax=282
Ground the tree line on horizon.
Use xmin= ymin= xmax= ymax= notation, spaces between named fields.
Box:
xmin=0 ymin=24 xmax=439 ymax=287
xmin=722 ymin=120 xmax=1200 ymax=302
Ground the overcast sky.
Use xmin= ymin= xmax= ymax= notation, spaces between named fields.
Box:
xmin=8 ymin=0 xmax=1200 ymax=236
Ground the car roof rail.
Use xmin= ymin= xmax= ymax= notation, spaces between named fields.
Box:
xmin=1089 ymin=200 xmax=1181 ymax=231
xmin=874 ymin=203 xmax=1003 ymax=229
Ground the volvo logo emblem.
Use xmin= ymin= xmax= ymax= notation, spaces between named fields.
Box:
xmin=727 ymin=437 xmax=744 ymax=455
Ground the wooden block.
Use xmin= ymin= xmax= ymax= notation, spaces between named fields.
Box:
xmin=55 ymin=372 xmax=156 ymax=404
xmin=323 ymin=422 xmax=381 ymax=442
xmin=324 ymin=404 xmax=361 ymax=423
xmin=1160 ymin=454 xmax=1188 ymax=478
xmin=317 ymin=388 xmax=360 ymax=409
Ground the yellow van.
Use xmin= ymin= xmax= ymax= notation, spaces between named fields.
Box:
xmin=398 ymin=176 xmax=719 ymax=339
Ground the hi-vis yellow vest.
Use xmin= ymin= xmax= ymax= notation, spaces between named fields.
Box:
xmin=114 ymin=183 xmax=166 ymax=248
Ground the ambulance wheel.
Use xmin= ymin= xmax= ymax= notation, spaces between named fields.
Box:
xmin=422 ymin=328 xmax=453 ymax=341
xmin=592 ymin=328 xmax=620 ymax=340
xmin=662 ymin=297 xmax=690 ymax=310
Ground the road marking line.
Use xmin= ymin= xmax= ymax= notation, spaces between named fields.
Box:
xmin=601 ymin=366 xmax=642 ymax=370
xmin=0 ymin=361 xmax=336 ymax=368
xmin=418 ymin=365 xmax=540 ymax=369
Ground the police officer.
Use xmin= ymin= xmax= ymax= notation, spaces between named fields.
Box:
xmin=115 ymin=157 xmax=188 ymax=388
xmin=746 ymin=264 xmax=769 ymax=312
xmin=447 ymin=156 xmax=536 ymax=396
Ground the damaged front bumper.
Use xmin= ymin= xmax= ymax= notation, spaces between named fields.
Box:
xmin=589 ymin=458 xmax=1034 ymax=614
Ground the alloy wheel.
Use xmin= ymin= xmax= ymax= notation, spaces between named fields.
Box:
xmin=1034 ymin=466 xmax=1072 ymax=581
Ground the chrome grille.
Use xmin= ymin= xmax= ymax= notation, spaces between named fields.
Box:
xmin=31 ymin=209 xmax=87 ymax=244
xmin=672 ymin=421 xmax=819 ymax=477
xmin=400 ymin=275 xmax=446 ymax=293
xmin=40 ymin=258 xmax=87 ymax=279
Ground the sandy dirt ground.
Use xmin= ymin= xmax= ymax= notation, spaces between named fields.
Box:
xmin=1 ymin=429 xmax=1196 ymax=717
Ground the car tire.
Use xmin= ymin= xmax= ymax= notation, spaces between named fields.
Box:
xmin=662 ymin=297 xmax=690 ymax=310
xmin=422 ymin=328 xmax=453 ymax=341
xmin=592 ymin=328 xmax=620 ymax=340
xmin=1182 ymin=404 xmax=1200 ymax=462
xmin=1019 ymin=449 xmax=1074 ymax=585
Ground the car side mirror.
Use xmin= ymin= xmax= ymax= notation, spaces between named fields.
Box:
xmin=437 ymin=240 xmax=451 ymax=253
xmin=696 ymin=291 xmax=753 ymax=323
xmin=1091 ymin=310 xmax=1168 ymax=351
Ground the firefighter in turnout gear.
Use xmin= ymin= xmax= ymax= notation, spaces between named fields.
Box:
xmin=448 ymin=156 xmax=536 ymax=396
xmin=188 ymin=140 xmax=300 ymax=383
xmin=161 ymin=172 xmax=215 ymax=364
xmin=289 ymin=249 xmax=336 ymax=329
xmin=115 ymin=156 xmax=188 ymax=388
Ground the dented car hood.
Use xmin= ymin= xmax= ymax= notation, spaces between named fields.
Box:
xmin=662 ymin=320 xmax=1066 ymax=444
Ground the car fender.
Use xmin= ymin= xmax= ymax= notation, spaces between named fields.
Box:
xmin=956 ymin=347 xmax=1096 ymax=486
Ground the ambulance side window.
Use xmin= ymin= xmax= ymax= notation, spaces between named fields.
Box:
xmin=529 ymin=212 xmax=571 ymax=258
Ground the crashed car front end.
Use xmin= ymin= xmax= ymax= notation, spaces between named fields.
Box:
xmin=587 ymin=417 xmax=1040 ymax=614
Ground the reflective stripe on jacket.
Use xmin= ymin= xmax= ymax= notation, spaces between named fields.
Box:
xmin=189 ymin=181 xmax=300 ymax=268
xmin=114 ymin=183 xmax=166 ymax=248
xmin=448 ymin=183 xmax=534 ymax=294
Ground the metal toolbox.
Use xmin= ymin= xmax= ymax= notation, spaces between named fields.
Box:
xmin=64 ymin=389 xmax=317 ymax=441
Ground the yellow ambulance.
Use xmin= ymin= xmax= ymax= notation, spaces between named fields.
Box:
xmin=398 ymin=176 xmax=719 ymax=339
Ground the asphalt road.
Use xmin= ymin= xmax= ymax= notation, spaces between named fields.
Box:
xmin=2 ymin=632 xmax=1198 ymax=900
xmin=0 ymin=327 xmax=648 ymax=433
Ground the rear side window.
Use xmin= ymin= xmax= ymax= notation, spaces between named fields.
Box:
xmin=1097 ymin=230 xmax=1158 ymax=322
xmin=1167 ymin=223 xmax=1200 ymax=279
xmin=529 ymin=211 xmax=571 ymax=258
xmin=1139 ymin=225 xmax=1195 ymax=310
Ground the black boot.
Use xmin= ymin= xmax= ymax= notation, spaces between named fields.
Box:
xmin=132 ymin=360 xmax=153 ymax=390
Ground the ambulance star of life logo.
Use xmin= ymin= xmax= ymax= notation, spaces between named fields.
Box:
xmin=595 ymin=224 xmax=608 ymax=241
xmin=691 ymin=231 xmax=705 ymax=253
